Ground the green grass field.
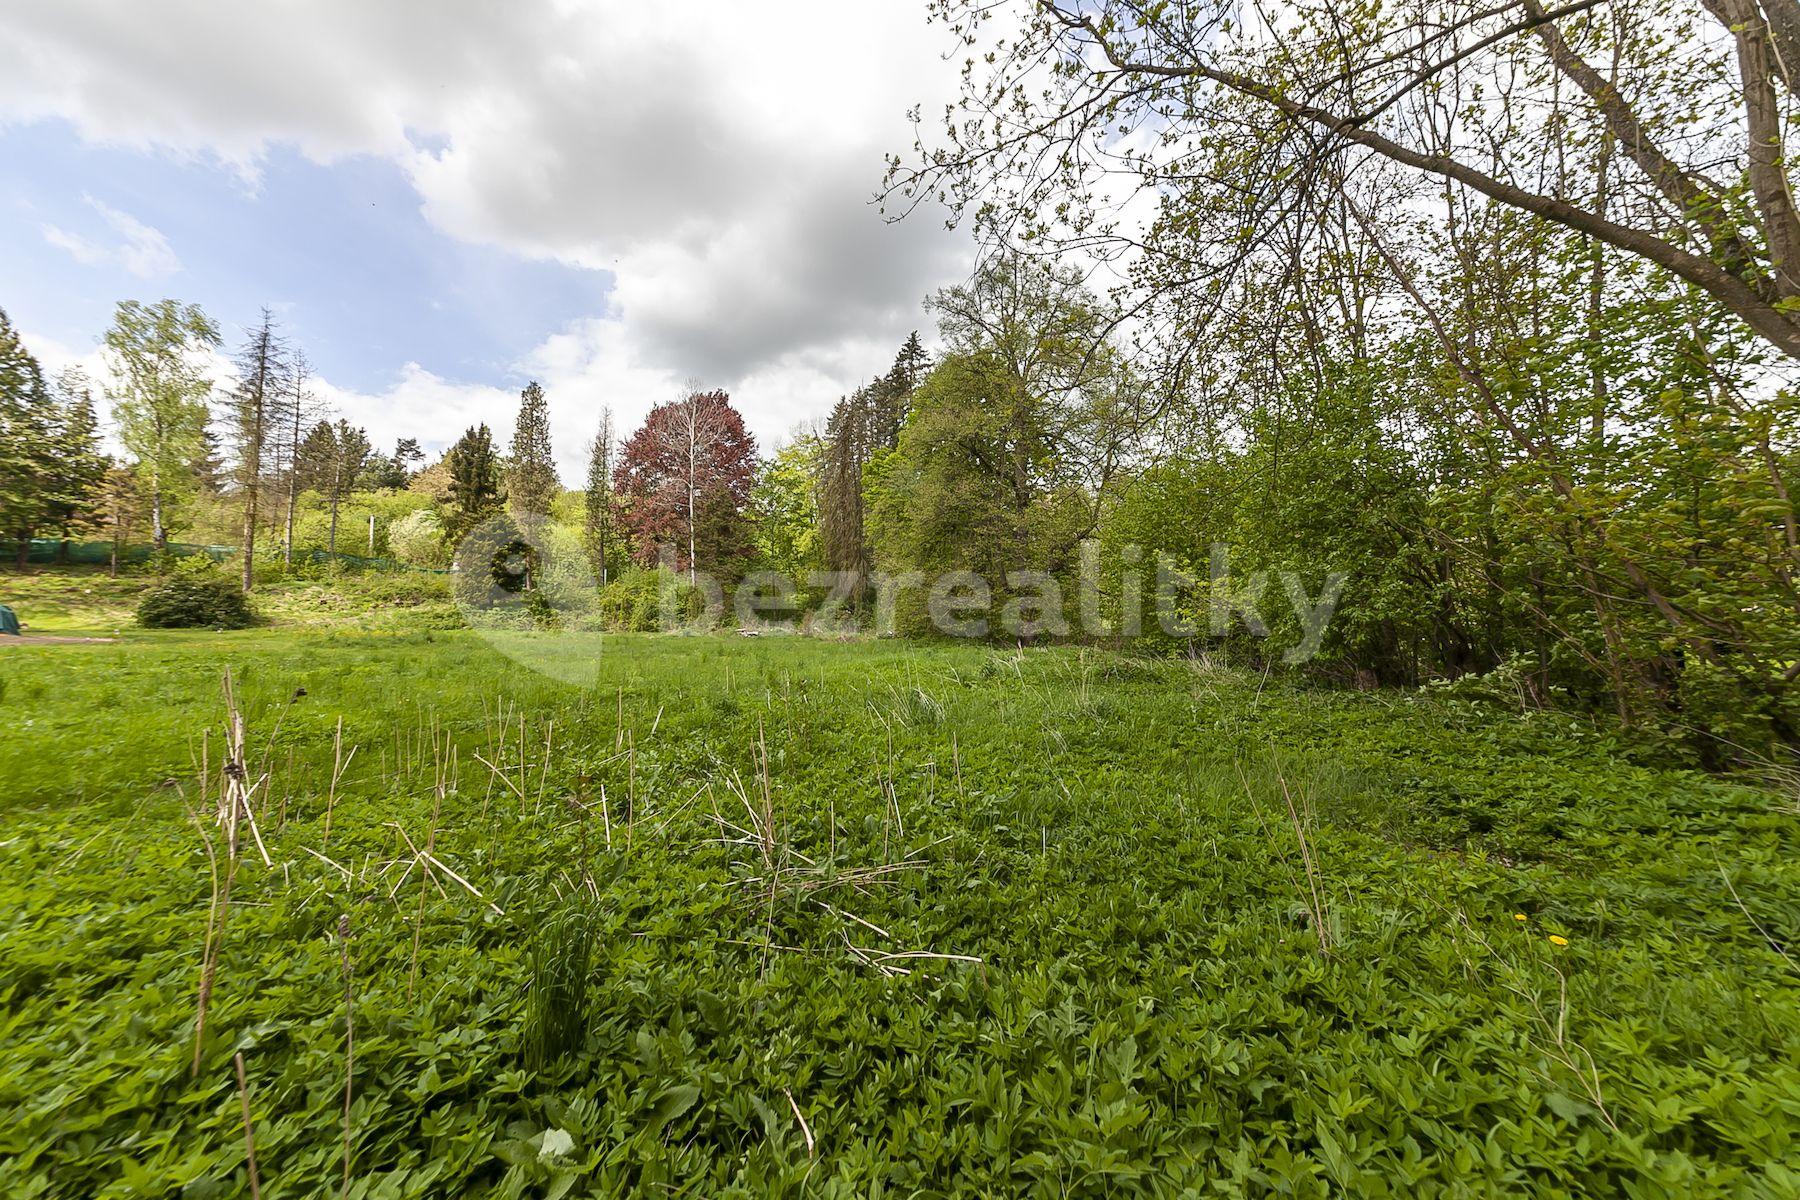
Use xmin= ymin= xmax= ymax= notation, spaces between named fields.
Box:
xmin=1 ymin=584 xmax=1797 ymax=1196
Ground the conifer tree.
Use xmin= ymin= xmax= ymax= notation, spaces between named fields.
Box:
xmin=0 ymin=306 xmax=52 ymax=568
xmin=507 ymin=381 xmax=557 ymax=517
xmin=584 ymin=407 xmax=618 ymax=585
xmin=229 ymin=308 xmax=288 ymax=590
xmin=445 ymin=423 xmax=504 ymax=541
xmin=44 ymin=369 xmax=108 ymax=563
xmin=295 ymin=419 xmax=370 ymax=556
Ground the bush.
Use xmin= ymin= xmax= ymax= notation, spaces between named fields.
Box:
xmin=136 ymin=575 xmax=257 ymax=629
xmin=389 ymin=509 xmax=449 ymax=569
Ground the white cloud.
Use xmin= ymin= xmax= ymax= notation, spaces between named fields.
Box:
xmin=1 ymin=1 xmax=975 ymax=476
xmin=41 ymin=196 xmax=181 ymax=279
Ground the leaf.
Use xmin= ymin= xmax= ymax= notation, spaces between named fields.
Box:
xmin=643 ymin=1084 xmax=701 ymax=1138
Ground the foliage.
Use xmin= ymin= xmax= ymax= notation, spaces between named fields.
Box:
xmin=103 ymin=299 xmax=220 ymax=551
xmin=583 ymin=409 xmax=623 ymax=586
xmin=134 ymin=567 xmax=257 ymax=629
xmin=818 ymin=332 xmax=929 ymax=586
xmin=614 ymin=391 xmax=757 ymax=578
xmin=387 ymin=508 xmax=449 ymax=569
xmin=0 ymin=627 xmax=1795 ymax=1196
xmin=445 ymin=424 xmax=505 ymax=543
xmin=0 ymin=307 xmax=54 ymax=558
xmin=508 ymin=381 xmax=558 ymax=518
xmin=751 ymin=435 xmax=825 ymax=580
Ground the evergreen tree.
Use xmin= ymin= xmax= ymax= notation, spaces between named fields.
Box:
xmin=295 ymin=419 xmax=370 ymax=556
xmin=508 ymin=381 xmax=558 ymax=517
xmin=228 ymin=308 xmax=288 ymax=591
xmin=0 ymin=306 xmax=52 ymax=569
xmin=817 ymin=333 xmax=932 ymax=596
xmin=445 ymin=423 xmax=504 ymax=541
xmin=43 ymin=369 xmax=109 ymax=563
xmin=357 ymin=437 xmax=425 ymax=490
xmin=583 ymin=408 xmax=619 ymax=585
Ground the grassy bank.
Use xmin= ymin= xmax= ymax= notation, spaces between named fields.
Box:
xmin=1 ymin=623 xmax=1796 ymax=1196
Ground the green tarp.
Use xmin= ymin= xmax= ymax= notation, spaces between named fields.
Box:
xmin=0 ymin=604 xmax=19 ymax=636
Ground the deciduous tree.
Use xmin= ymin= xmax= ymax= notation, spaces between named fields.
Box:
xmin=614 ymin=390 xmax=756 ymax=582
xmin=104 ymin=299 xmax=220 ymax=554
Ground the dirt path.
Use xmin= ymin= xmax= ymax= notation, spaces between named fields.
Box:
xmin=0 ymin=634 xmax=118 ymax=645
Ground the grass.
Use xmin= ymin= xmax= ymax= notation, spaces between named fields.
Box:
xmin=0 ymin=587 xmax=1796 ymax=1195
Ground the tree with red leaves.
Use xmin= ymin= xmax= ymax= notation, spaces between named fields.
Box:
xmin=614 ymin=389 xmax=756 ymax=582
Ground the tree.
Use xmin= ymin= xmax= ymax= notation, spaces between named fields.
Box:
xmin=272 ymin=351 xmax=319 ymax=565
xmin=388 ymin=508 xmax=448 ymax=568
xmin=896 ymin=0 xmax=1800 ymax=362
xmin=508 ymin=381 xmax=558 ymax=518
xmin=358 ymin=436 xmax=425 ymax=490
xmin=295 ymin=419 xmax=371 ymax=556
xmin=0 ymin=306 xmax=52 ymax=568
xmin=863 ymin=258 xmax=1145 ymax=637
xmin=583 ymin=407 xmax=621 ymax=585
xmin=753 ymin=434 xmax=825 ymax=581
xmin=104 ymin=299 xmax=220 ymax=554
xmin=101 ymin=464 xmax=143 ymax=578
xmin=614 ymin=390 xmax=756 ymax=582
xmin=444 ymin=424 xmax=504 ymax=542
xmin=227 ymin=308 xmax=289 ymax=591
xmin=43 ymin=369 xmax=109 ymax=563
xmin=818 ymin=334 xmax=932 ymax=597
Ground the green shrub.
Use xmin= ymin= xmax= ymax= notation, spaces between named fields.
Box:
xmin=135 ymin=574 xmax=257 ymax=629
xmin=388 ymin=509 xmax=449 ymax=568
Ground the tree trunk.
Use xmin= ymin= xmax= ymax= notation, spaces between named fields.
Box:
xmin=152 ymin=486 xmax=167 ymax=556
xmin=242 ymin=488 xmax=258 ymax=593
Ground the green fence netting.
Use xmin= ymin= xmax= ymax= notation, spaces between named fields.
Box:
xmin=0 ymin=539 xmax=442 ymax=573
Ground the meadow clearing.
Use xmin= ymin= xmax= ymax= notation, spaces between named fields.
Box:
xmin=0 ymin=571 xmax=1795 ymax=1197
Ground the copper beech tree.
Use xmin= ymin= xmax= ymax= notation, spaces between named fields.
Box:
xmin=614 ymin=389 xmax=757 ymax=582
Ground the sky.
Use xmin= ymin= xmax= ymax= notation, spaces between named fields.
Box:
xmin=0 ymin=1 xmax=973 ymax=482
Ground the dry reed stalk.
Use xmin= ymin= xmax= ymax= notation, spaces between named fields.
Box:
xmin=321 ymin=716 xmax=356 ymax=847
xmin=233 ymin=1051 xmax=263 ymax=1200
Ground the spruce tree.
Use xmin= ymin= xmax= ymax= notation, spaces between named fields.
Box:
xmin=446 ymin=424 xmax=504 ymax=540
xmin=508 ymin=381 xmax=557 ymax=517
xmin=0 ymin=306 xmax=52 ymax=568
xmin=44 ymin=369 xmax=108 ymax=563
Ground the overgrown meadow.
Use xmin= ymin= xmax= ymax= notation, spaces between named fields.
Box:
xmin=1 ymin=581 xmax=1796 ymax=1196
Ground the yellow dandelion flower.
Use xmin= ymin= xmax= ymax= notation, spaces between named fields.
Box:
xmin=1548 ymin=935 xmax=1568 ymax=947
xmin=1513 ymin=913 xmax=1527 ymax=922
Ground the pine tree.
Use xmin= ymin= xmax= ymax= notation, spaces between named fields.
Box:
xmin=445 ymin=424 xmax=504 ymax=541
xmin=508 ymin=381 xmax=558 ymax=517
